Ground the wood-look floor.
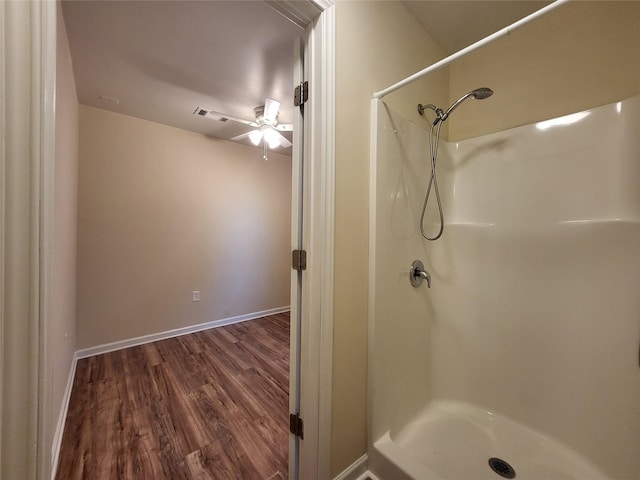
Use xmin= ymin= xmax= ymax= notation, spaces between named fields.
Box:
xmin=56 ymin=313 xmax=290 ymax=480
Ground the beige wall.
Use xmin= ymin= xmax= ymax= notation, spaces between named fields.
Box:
xmin=449 ymin=1 xmax=640 ymax=140
xmin=76 ymin=106 xmax=291 ymax=348
xmin=332 ymin=1 xmax=448 ymax=475
xmin=52 ymin=0 xmax=78 ymax=457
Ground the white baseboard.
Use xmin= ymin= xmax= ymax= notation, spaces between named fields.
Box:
xmin=50 ymin=351 xmax=79 ymax=480
xmin=75 ymin=306 xmax=291 ymax=359
xmin=333 ymin=454 xmax=370 ymax=480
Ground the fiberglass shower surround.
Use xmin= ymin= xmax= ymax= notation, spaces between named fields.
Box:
xmin=366 ymin=1 xmax=639 ymax=479
xmin=369 ymin=95 xmax=640 ymax=480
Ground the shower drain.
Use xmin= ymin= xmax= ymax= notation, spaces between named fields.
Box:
xmin=488 ymin=457 xmax=516 ymax=479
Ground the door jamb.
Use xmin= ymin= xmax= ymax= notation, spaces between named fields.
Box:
xmin=278 ymin=1 xmax=335 ymax=478
xmin=303 ymin=4 xmax=335 ymax=479
xmin=0 ymin=1 xmax=57 ymax=478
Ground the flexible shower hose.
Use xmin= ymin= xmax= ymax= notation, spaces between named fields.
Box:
xmin=420 ymin=120 xmax=445 ymax=240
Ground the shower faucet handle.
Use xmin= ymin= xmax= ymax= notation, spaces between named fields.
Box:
xmin=419 ymin=269 xmax=432 ymax=288
xmin=410 ymin=260 xmax=431 ymax=288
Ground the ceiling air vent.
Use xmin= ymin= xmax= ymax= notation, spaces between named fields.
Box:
xmin=193 ymin=107 xmax=228 ymax=122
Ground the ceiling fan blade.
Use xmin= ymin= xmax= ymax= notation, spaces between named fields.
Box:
xmin=273 ymin=130 xmax=292 ymax=148
xmin=275 ymin=123 xmax=293 ymax=132
xmin=230 ymin=131 xmax=254 ymax=141
xmin=233 ymin=128 xmax=291 ymax=149
xmin=263 ymin=98 xmax=280 ymax=124
xmin=194 ymin=107 xmax=258 ymax=127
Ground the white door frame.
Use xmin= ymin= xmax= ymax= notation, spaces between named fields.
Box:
xmin=0 ymin=0 xmax=57 ymax=478
xmin=290 ymin=3 xmax=335 ymax=479
xmin=273 ymin=1 xmax=335 ymax=478
xmin=0 ymin=1 xmax=335 ymax=479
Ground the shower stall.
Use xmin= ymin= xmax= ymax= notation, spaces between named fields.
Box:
xmin=367 ymin=3 xmax=640 ymax=480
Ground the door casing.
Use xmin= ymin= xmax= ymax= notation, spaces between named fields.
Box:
xmin=282 ymin=1 xmax=335 ymax=478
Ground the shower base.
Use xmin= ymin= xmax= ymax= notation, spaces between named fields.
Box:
xmin=373 ymin=400 xmax=609 ymax=480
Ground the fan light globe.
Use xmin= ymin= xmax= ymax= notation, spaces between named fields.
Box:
xmin=248 ymin=130 xmax=263 ymax=146
xmin=263 ymin=128 xmax=281 ymax=148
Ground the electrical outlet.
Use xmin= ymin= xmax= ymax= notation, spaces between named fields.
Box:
xmin=192 ymin=291 xmax=200 ymax=302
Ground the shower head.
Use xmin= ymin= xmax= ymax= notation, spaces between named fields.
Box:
xmin=424 ymin=87 xmax=494 ymax=125
xmin=470 ymin=87 xmax=494 ymax=100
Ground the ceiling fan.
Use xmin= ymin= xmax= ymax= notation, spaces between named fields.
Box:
xmin=194 ymin=98 xmax=292 ymax=160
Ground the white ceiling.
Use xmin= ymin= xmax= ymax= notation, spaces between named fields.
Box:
xmin=61 ymin=0 xmax=303 ymax=152
xmin=61 ymin=1 xmax=551 ymax=154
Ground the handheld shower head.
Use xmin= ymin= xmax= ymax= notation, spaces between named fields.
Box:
xmin=470 ymin=87 xmax=494 ymax=100
xmin=424 ymin=87 xmax=494 ymax=125
xmin=417 ymin=87 xmax=494 ymax=241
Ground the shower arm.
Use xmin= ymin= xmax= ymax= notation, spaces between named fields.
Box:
xmin=417 ymin=103 xmax=437 ymax=116
xmin=417 ymin=103 xmax=445 ymax=124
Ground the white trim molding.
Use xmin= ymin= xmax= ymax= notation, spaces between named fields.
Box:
xmin=332 ymin=454 xmax=370 ymax=480
xmin=1 ymin=1 xmax=57 ymax=479
xmin=315 ymin=4 xmax=336 ymax=479
xmin=76 ymin=306 xmax=291 ymax=359
xmin=297 ymin=3 xmax=336 ymax=479
xmin=50 ymin=354 xmax=78 ymax=480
